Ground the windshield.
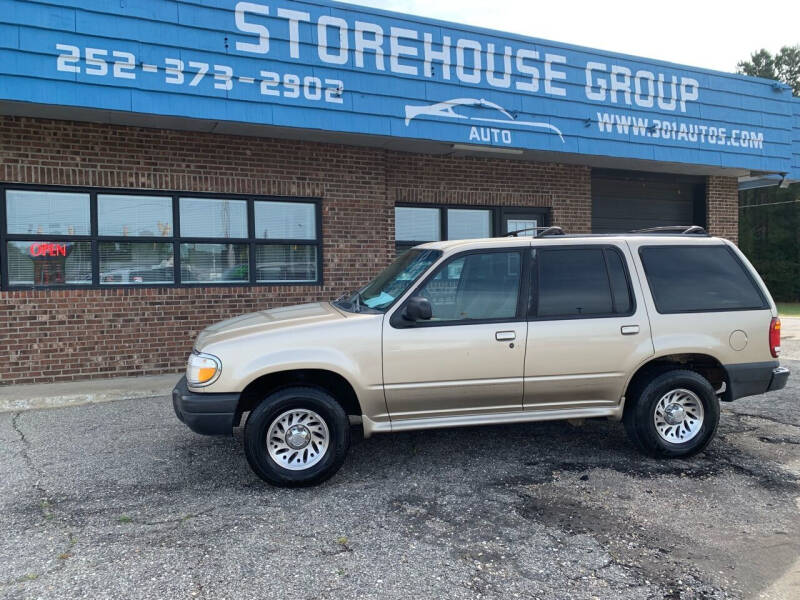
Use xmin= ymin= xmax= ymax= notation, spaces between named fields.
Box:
xmin=337 ymin=249 xmax=441 ymax=313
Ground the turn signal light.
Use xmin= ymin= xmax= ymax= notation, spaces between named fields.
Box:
xmin=187 ymin=351 xmax=222 ymax=387
xmin=769 ymin=317 xmax=781 ymax=358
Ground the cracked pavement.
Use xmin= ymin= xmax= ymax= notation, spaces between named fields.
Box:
xmin=1 ymin=362 xmax=799 ymax=600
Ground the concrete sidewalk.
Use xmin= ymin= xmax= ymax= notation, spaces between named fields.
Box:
xmin=0 ymin=373 xmax=179 ymax=413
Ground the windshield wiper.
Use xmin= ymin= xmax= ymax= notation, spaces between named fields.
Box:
xmin=334 ymin=290 xmax=364 ymax=313
xmin=352 ymin=291 xmax=364 ymax=313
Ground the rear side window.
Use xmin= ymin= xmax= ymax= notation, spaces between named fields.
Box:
xmin=536 ymin=247 xmax=634 ymax=319
xmin=640 ymin=246 xmax=767 ymax=314
xmin=605 ymin=249 xmax=633 ymax=314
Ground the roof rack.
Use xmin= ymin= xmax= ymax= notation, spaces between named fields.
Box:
xmin=631 ymin=226 xmax=708 ymax=235
xmin=506 ymin=226 xmax=566 ymax=238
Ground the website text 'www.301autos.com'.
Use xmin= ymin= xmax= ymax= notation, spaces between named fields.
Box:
xmin=595 ymin=112 xmax=765 ymax=149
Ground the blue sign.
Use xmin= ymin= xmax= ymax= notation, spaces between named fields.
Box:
xmin=1 ymin=0 xmax=798 ymax=179
xmin=793 ymin=99 xmax=800 ymax=178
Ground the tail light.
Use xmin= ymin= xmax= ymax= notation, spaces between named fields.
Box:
xmin=770 ymin=317 xmax=782 ymax=358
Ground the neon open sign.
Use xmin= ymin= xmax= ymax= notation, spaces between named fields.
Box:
xmin=29 ymin=242 xmax=68 ymax=258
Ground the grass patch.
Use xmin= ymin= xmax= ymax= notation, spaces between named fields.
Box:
xmin=336 ymin=536 xmax=352 ymax=553
xmin=778 ymin=303 xmax=800 ymax=317
xmin=117 ymin=515 xmax=133 ymax=524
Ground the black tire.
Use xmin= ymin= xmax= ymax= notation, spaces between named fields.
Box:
xmin=623 ymin=369 xmax=720 ymax=459
xmin=244 ymin=386 xmax=350 ymax=487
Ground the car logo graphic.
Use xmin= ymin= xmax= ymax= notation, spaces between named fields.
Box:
xmin=404 ymin=97 xmax=565 ymax=143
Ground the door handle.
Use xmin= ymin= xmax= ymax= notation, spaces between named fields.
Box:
xmin=621 ymin=325 xmax=640 ymax=336
xmin=496 ymin=331 xmax=516 ymax=342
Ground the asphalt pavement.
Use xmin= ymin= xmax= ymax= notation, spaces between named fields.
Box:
xmin=2 ymin=363 xmax=799 ymax=600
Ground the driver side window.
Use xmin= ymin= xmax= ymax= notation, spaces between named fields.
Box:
xmin=418 ymin=251 xmax=522 ymax=322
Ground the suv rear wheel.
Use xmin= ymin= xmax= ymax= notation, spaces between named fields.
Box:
xmin=244 ymin=387 xmax=350 ymax=487
xmin=624 ymin=370 xmax=720 ymax=458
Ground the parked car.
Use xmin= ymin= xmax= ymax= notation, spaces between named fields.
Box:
xmin=220 ymin=262 xmax=318 ymax=283
xmin=173 ymin=227 xmax=789 ymax=487
xmin=101 ymin=266 xmax=176 ymax=284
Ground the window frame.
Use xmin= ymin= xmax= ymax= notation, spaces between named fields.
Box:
xmin=528 ymin=244 xmax=637 ymax=322
xmin=0 ymin=184 xmax=323 ymax=290
xmin=390 ymin=247 xmax=532 ymax=329
xmin=395 ymin=202 xmax=551 ymax=248
xmin=638 ymin=244 xmax=769 ymax=315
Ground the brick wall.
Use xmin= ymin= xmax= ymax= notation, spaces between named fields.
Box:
xmin=387 ymin=152 xmax=592 ymax=232
xmin=0 ymin=116 xmax=591 ymax=385
xmin=706 ymin=176 xmax=740 ymax=244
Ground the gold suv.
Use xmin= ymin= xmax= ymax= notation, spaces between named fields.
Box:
xmin=173 ymin=227 xmax=789 ymax=487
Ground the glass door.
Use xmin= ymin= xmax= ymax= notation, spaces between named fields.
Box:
xmin=501 ymin=209 xmax=547 ymax=237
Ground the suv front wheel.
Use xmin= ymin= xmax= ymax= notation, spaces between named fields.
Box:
xmin=244 ymin=387 xmax=351 ymax=487
xmin=624 ymin=370 xmax=720 ymax=458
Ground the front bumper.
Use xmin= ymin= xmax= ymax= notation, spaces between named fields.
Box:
xmin=172 ymin=376 xmax=240 ymax=436
xmin=725 ymin=362 xmax=790 ymax=401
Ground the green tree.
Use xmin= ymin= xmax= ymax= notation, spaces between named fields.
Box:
xmin=739 ymin=186 xmax=800 ymax=302
xmin=737 ymin=46 xmax=800 ymax=95
xmin=737 ymin=46 xmax=800 ymax=302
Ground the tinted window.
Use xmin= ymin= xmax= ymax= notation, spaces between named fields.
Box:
xmin=605 ymin=249 xmax=633 ymax=314
xmin=418 ymin=251 xmax=521 ymax=322
xmin=640 ymin=246 xmax=766 ymax=313
xmin=538 ymin=248 xmax=618 ymax=318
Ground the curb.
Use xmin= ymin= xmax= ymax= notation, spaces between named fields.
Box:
xmin=0 ymin=374 xmax=179 ymax=413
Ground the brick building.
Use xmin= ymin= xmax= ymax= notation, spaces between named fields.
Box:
xmin=1 ymin=0 xmax=799 ymax=386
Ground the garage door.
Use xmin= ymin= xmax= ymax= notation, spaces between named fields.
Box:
xmin=592 ymin=171 xmax=706 ymax=234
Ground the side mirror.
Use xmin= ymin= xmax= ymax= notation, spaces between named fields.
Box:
xmin=404 ymin=296 xmax=433 ymax=322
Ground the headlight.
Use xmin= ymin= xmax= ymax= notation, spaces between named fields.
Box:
xmin=187 ymin=351 xmax=222 ymax=387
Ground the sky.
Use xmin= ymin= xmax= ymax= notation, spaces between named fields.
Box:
xmin=338 ymin=0 xmax=800 ymax=74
